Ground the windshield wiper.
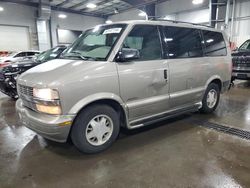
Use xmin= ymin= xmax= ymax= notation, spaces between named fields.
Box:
xmin=63 ymin=51 xmax=88 ymax=60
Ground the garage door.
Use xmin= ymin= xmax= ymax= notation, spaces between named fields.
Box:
xmin=0 ymin=25 xmax=30 ymax=51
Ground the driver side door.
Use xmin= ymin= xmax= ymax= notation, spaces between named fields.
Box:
xmin=116 ymin=25 xmax=170 ymax=123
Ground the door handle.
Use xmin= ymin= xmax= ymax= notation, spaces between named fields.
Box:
xmin=163 ymin=69 xmax=168 ymax=80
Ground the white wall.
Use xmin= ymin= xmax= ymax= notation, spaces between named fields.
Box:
xmin=109 ymin=0 xmax=250 ymax=47
xmin=0 ymin=2 xmax=38 ymax=50
xmin=0 ymin=2 xmax=104 ymax=50
xmin=50 ymin=11 xmax=104 ymax=46
xmin=108 ymin=9 xmax=145 ymax=22
xmin=165 ymin=8 xmax=210 ymax=24
xmin=230 ymin=0 xmax=250 ymax=46
xmin=156 ymin=0 xmax=209 ymax=16
xmin=109 ymin=0 xmax=210 ymax=23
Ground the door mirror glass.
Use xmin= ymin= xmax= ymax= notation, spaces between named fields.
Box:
xmin=232 ymin=47 xmax=238 ymax=52
xmin=116 ymin=48 xmax=140 ymax=62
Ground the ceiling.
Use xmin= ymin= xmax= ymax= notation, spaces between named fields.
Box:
xmin=1 ymin=0 xmax=168 ymax=18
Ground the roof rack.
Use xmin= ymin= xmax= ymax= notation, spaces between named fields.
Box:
xmin=149 ymin=17 xmax=214 ymax=29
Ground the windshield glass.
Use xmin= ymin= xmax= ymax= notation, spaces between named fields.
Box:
xmin=62 ymin=24 xmax=127 ymax=61
xmin=35 ymin=46 xmax=65 ymax=63
xmin=239 ymin=40 xmax=250 ymax=50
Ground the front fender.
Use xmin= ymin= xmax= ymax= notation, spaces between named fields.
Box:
xmin=68 ymin=92 xmax=127 ymax=115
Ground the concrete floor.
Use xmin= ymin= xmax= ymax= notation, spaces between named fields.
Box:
xmin=1 ymin=81 xmax=250 ymax=188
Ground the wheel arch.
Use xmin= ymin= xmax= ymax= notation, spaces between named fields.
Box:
xmin=205 ymin=76 xmax=222 ymax=91
xmin=69 ymin=93 xmax=129 ymax=128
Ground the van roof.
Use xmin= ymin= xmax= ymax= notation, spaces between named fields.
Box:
xmin=106 ymin=20 xmax=221 ymax=32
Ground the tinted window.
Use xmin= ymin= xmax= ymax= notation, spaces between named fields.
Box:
xmin=15 ymin=52 xmax=26 ymax=57
xmin=202 ymin=30 xmax=227 ymax=56
xmin=27 ymin=52 xmax=38 ymax=56
xmin=239 ymin=40 xmax=250 ymax=50
xmin=123 ymin=25 xmax=162 ymax=61
xmin=163 ymin=26 xmax=203 ymax=59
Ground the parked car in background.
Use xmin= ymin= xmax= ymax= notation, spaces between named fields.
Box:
xmin=0 ymin=46 xmax=66 ymax=99
xmin=16 ymin=21 xmax=231 ymax=154
xmin=232 ymin=39 xmax=250 ymax=80
xmin=0 ymin=50 xmax=40 ymax=68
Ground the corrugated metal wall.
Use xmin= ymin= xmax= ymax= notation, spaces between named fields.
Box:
xmin=230 ymin=0 xmax=250 ymax=46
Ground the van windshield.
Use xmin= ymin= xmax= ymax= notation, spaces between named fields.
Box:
xmin=239 ymin=40 xmax=250 ymax=51
xmin=61 ymin=24 xmax=127 ymax=61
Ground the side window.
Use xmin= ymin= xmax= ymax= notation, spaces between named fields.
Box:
xmin=14 ymin=52 xmax=26 ymax=57
xmin=27 ymin=52 xmax=36 ymax=56
xmin=123 ymin=25 xmax=162 ymax=61
xmin=163 ymin=26 xmax=203 ymax=59
xmin=202 ymin=30 xmax=227 ymax=56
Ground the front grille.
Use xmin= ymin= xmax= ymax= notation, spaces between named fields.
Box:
xmin=232 ymin=56 xmax=250 ymax=67
xmin=18 ymin=84 xmax=37 ymax=111
xmin=0 ymin=72 xmax=4 ymax=81
xmin=233 ymin=62 xmax=250 ymax=67
xmin=18 ymin=84 xmax=33 ymax=97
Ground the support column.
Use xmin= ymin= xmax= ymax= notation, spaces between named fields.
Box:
xmin=36 ymin=0 xmax=51 ymax=51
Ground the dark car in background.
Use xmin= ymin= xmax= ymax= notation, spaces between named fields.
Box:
xmin=0 ymin=45 xmax=66 ymax=99
xmin=232 ymin=39 xmax=250 ymax=80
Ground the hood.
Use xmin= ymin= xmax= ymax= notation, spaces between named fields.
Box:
xmin=11 ymin=59 xmax=37 ymax=67
xmin=18 ymin=59 xmax=108 ymax=88
xmin=0 ymin=57 xmax=8 ymax=62
xmin=2 ymin=59 xmax=38 ymax=73
xmin=232 ymin=50 xmax=250 ymax=57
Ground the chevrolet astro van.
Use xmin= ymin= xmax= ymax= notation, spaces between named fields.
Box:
xmin=16 ymin=20 xmax=231 ymax=153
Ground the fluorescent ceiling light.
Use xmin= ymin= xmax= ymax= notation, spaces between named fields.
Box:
xmin=0 ymin=6 xmax=4 ymax=11
xmin=58 ymin=14 xmax=67 ymax=19
xmin=206 ymin=39 xmax=214 ymax=43
xmin=105 ymin=20 xmax=113 ymax=24
xmin=138 ymin=11 xmax=147 ymax=17
xmin=164 ymin=38 xmax=173 ymax=42
xmin=192 ymin=0 xmax=203 ymax=5
xmin=86 ymin=3 xmax=97 ymax=9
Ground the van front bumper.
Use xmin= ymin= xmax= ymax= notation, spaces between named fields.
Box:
xmin=16 ymin=99 xmax=75 ymax=143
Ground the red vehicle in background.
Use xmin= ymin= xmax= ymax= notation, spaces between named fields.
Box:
xmin=0 ymin=51 xmax=10 ymax=57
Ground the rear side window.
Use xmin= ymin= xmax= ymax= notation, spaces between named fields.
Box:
xmin=162 ymin=26 xmax=203 ymax=59
xmin=123 ymin=25 xmax=162 ymax=61
xmin=202 ymin=30 xmax=227 ymax=56
xmin=27 ymin=52 xmax=37 ymax=56
xmin=15 ymin=52 xmax=27 ymax=57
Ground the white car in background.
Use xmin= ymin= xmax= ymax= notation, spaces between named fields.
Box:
xmin=0 ymin=50 xmax=40 ymax=67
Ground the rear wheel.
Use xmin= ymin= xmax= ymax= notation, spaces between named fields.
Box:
xmin=200 ymin=83 xmax=220 ymax=113
xmin=71 ymin=104 xmax=120 ymax=154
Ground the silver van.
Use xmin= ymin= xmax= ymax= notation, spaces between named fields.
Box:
xmin=16 ymin=20 xmax=232 ymax=153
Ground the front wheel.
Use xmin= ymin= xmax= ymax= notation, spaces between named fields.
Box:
xmin=71 ymin=104 xmax=120 ymax=154
xmin=200 ymin=83 xmax=220 ymax=113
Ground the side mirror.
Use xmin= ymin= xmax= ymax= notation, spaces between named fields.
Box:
xmin=232 ymin=47 xmax=238 ymax=52
xmin=116 ymin=48 xmax=140 ymax=62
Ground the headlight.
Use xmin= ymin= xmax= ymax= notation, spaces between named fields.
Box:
xmin=33 ymin=88 xmax=61 ymax=115
xmin=36 ymin=104 xmax=61 ymax=115
xmin=33 ymin=88 xmax=59 ymax=100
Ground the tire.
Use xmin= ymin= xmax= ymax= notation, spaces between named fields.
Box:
xmin=71 ymin=104 xmax=120 ymax=154
xmin=200 ymin=83 xmax=220 ymax=114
